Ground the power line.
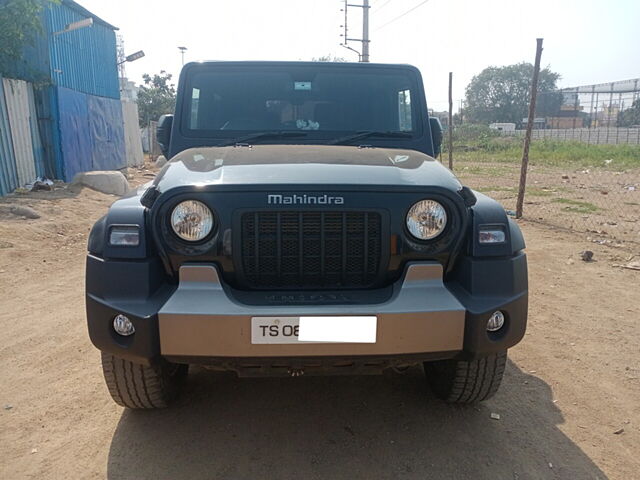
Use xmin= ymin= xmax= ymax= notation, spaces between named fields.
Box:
xmin=374 ymin=0 xmax=431 ymax=31
xmin=374 ymin=0 xmax=393 ymax=11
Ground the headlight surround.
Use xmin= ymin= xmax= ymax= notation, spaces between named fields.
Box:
xmin=406 ymin=199 xmax=447 ymax=240
xmin=170 ymin=200 xmax=214 ymax=242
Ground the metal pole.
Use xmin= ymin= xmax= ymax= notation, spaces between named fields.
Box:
xmin=516 ymin=38 xmax=544 ymax=219
xmin=616 ymin=92 xmax=622 ymax=144
xmin=588 ymin=85 xmax=595 ymax=144
xmin=362 ymin=0 xmax=370 ymax=62
xmin=448 ymin=72 xmax=453 ymax=170
xmin=606 ymin=82 xmax=614 ymax=144
xmin=595 ymin=93 xmax=600 ymax=144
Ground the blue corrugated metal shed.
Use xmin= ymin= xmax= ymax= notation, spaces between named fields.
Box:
xmin=1 ymin=0 xmax=123 ymax=193
xmin=47 ymin=1 xmax=120 ymax=99
xmin=2 ymin=0 xmax=120 ymax=99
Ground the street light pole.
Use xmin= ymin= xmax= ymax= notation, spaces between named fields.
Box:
xmin=178 ymin=46 xmax=188 ymax=66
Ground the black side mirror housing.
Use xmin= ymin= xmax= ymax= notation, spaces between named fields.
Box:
xmin=156 ymin=114 xmax=173 ymax=158
xmin=429 ymin=117 xmax=443 ymax=158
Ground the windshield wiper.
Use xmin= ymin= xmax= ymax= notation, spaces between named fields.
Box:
xmin=219 ymin=131 xmax=308 ymax=147
xmin=328 ymin=130 xmax=412 ymax=146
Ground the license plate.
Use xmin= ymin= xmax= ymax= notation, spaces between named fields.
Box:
xmin=251 ymin=316 xmax=377 ymax=344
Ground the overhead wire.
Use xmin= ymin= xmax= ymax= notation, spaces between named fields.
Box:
xmin=374 ymin=0 xmax=393 ymax=11
xmin=373 ymin=0 xmax=431 ymax=31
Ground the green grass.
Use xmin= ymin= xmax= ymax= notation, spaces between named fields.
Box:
xmin=446 ymin=135 xmax=640 ymax=171
xmin=475 ymin=186 xmax=517 ymax=194
xmin=454 ymin=164 xmax=514 ymax=177
xmin=552 ymin=197 xmax=600 ymax=214
xmin=475 ymin=186 xmax=561 ymax=197
xmin=526 ymin=187 xmax=557 ymax=197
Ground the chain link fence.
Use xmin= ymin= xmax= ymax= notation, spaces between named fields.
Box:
xmin=447 ymin=79 xmax=640 ymax=248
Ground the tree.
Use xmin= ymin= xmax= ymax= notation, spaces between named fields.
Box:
xmin=312 ymin=55 xmax=347 ymax=62
xmin=464 ymin=63 xmax=562 ymax=125
xmin=618 ymin=99 xmax=640 ymax=127
xmin=0 ymin=0 xmax=57 ymax=77
xmin=137 ymin=71 xmax=176 ymax=127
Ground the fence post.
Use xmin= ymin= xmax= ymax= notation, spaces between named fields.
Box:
xmin=448 ymin=72 xmax=453 ymax=170
xmin=516 ymin=38 xmax=544 ymax=219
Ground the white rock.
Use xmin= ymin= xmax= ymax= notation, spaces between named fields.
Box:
xmin=0 ymin=205 xmax=41 ymax=219
xmin=72 ymin=171 xmax=130 ymax=196
xmin=155 ymin=155 xmax=167 ymax=168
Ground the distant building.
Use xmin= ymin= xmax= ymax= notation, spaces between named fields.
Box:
xmin=595 ymin=103 xmax=621 ymax=127
xmin=521 ymin=118 xmax=547 ymax=129
xmin=545 ymin=92 xmax=585 ymax=129
xmin=489 ymin=123 xmax=516 ymax=132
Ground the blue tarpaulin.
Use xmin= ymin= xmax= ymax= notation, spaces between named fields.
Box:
xmin=88 ymin=95 xmax=125 ymax=171
xmin=57 ymin=87 xmax=125 ymax=181
xmin=57 ymin=87 xmax=91 ymax=180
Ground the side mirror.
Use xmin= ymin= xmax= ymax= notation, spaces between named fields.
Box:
xmin=429 ymin=117 xmax=443 ymax=158
xmin=156 ymin=114 xmax=173 ymax=158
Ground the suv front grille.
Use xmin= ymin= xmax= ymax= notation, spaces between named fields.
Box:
xmin=239 ymin=211 xmax=383 ymax=289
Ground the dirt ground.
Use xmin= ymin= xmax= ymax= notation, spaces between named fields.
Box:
xmin=1 ymin=166 xmax=639 ymax=480
xmin=455 ymin=160 xmax=640 ymax=248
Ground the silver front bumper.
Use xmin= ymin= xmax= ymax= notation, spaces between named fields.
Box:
xmin=158 ymin=262 xmax=465 ymax=357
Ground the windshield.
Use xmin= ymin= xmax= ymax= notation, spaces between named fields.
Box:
xmin=182 ymin=65 xmax=420 ymax=138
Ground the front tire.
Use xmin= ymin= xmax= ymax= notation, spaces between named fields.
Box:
xmin=424 ymin=351 xmax=507 ymax=404
xmin=101 ymin=353 xmax=188 ymax=409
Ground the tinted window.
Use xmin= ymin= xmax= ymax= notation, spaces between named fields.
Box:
xmin=182 ymin=66 xmax=420 ymax=136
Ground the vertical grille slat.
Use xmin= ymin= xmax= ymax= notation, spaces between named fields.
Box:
xmin=253 ymin=212 xmax=260 ymax=277
xmin=276 ymin=213 xmax=281 ymax=278
xmin=320 ymin=212 xmax=326 ymax=279
xmin=298 ymin=212 xmax=304 ymax=279
xmin=363 ymin=213 xmax=369 ymax=284
xmin=240 ymin=211 xmax=382 ymax=289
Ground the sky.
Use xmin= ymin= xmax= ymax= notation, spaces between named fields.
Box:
xmin=80 ymin=0 xmax=640 ymax=113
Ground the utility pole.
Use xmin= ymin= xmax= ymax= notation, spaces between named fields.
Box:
xmin=340 ymin=0 xmax=370 ymax=62
xmin=362 ymin=0 xmax=370 ymax=62
xmin=516 ymin=38 xmax=544 ymax=219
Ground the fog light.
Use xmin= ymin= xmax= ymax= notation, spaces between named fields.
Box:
xmin=113 ymin=314 xmax=135 ymax=336
xmin=487 ymin=311 xmax=505 ymax=332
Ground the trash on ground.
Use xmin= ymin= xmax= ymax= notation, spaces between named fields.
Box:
xmin=613 ymin=261 xmax=640 ymax=271
xmin=26 ymin=177 xmax=54 ymax=192
xmin=580 ymin=250 xmax=594 ymax=262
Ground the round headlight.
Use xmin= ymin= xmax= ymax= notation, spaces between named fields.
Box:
xmin=170 ymin=200 xmax=214 ymax=242
xmin=406 ymin=200 xmax=447 ymax=240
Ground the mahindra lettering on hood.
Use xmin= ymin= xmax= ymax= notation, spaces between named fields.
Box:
xmin=267 ymin=194 xmax=345 ymax=205
xmin=85 ymin=61 xmax=528 ymax=410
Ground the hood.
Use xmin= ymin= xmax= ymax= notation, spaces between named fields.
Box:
xmin=152 ymin=145 xmax=462 ymax=193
